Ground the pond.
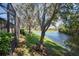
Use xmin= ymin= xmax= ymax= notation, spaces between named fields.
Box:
xmin=34 ymin=31 xmax=70 ymax=48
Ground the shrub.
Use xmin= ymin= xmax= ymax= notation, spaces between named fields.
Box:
xmin=0 ymin=31 xmax=12 ymax=55
xmin=20 ymin=29 xmax=26 ymax=35
xmin=65 ymin=35 xmax=79 ymax=55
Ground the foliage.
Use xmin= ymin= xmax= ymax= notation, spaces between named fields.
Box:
xmin=20 ymin=29 xmax=26 ymax=35
xmin=59 ymin=3 xmax=79 ymax=55
xmin=0 ymin=31 xmax=13 ymax=55
xmin=65 ymin=35 xmax=79 ymax=55
xmin=59 ymin=4 xmax=79 ymax=35
xmin=58 ymin=24 xmax=71 ymax=35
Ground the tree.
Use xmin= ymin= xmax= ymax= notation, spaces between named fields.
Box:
xmin=59 ymin=3 xmax=79 ymax=34
xmin=13 ymin=3 xmax=36 ymax=34
xmin=59 ymin=3 xmax=79 ymax=55
xmin=13 ymin=3 xmax=60 ymax=50
xmin=36 ymin=3 xmax=60 ymax=49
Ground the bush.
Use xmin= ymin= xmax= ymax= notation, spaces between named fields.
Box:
xmin=65 ymin=35 xmax=79 ymax=55
xmin=0 ymin=31 xmax=12 ymax=55
xmin=20 ymin=29 xmax=26 ymax=35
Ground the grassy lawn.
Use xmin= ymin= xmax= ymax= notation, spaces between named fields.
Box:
xmin=32 ymin=29 xmax=57 ymax=32
xmin=24 ymin=32 xmax=69 ymax=56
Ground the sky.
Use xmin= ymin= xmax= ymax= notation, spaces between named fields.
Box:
xmin=0 ymin=6 xmax=7 ymax=20
xmin=56 ymin=20 xmax=63 ymax=27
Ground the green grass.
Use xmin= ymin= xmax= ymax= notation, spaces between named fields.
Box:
xmin=32 ymin=29 xmax=57 ymax=32
xmin=24 ymin=32 xmax=69 ymax=56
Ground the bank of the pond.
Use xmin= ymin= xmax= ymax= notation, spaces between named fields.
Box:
xmin=32 ymin=29 xmax=57 ymax=32
xmin=25 ymin=32 xmax=69 ymax=56
xmin=33 ymin=31 xmax=70 ymax=48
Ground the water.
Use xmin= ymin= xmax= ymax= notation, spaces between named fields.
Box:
xmin=34 ymin=31 xmax=69 ymax=47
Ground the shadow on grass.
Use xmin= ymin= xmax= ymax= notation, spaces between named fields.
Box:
xmin=45 ymin=40 xmax=69 ymax=56
xmin=25 ymin=32 xmax=69 ymax=56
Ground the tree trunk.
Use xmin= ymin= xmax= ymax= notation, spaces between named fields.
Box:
xmin=39 ymin=30 xmax=45 ymax=49
xmin=7 ymin=4 xmax=10 ymax=32
xmin=28 ymin=25 xmax=31 ymax=34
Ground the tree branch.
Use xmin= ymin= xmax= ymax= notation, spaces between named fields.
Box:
xmin=44 ymin=4 xmax=59 ymax=31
